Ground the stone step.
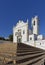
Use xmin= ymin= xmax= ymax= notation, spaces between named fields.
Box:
xmin=17 ymin=52 xmax=45 ymax=61
xmin=16 ymin=43 xmax=45 ymax=65
xmin=17 ymin=50 xmax=43 ymax=53
xmin=17 ymin=43 xmax=44 ymax=51
xmin=17 ymin=51 xmax=43 ymax=56
xmin=16 ymin=54 xmax=45 ymax=65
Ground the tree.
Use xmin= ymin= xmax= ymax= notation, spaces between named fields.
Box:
xmin=0 ymin=37 xmax=5 ymax=40
xmin=9 ymin=34 xmax=13 ymax=41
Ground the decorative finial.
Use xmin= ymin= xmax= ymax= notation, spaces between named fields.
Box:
xmin=35 ymin=15 xmax=38 ymax=19
xmin=19 ymin=20 xmax=21 ymax=23
xmin=27 ymin=19 xmax=28 ymax=23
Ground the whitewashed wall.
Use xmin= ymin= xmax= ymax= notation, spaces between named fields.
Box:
xmin=37 ymin=35 xmax=43 ymax=40
xmin=35 ymin=40 xmax=45 ymax=50
xmin=13 ymin=20 xmax=28 ymax=43
xmin=23 ymin=40 xmax=45 ymax=50
xmin=23 ymin=41 xmax=35 ymax=46
xmin=32 ymin=16 xmax=39 ymax=35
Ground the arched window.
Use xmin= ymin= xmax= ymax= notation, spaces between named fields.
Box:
xmin=30 ymin=37 xmax=32 ymax=40
xmin=40 ymin=43 xmax=41 ymax=45
xmin=33 ymin=21 xmax=35 ymax=25
xmin=23 ymin=30 xmax=25 ymax=34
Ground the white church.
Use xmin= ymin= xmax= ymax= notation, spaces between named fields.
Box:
xmin=13 ymin=16 xmax=45 ymax=50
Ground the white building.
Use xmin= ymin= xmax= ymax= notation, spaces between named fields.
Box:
xmin=13 ymin=16 xmax=45 ymax=50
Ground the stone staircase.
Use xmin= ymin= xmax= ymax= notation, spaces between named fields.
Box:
xmin=0 ymin=42 xmax=45 ymax=65
xmin=16 ymin=43 xmax=45 ymax=65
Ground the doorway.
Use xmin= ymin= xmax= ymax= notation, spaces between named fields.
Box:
xmin=17 ymin=36 xmax=22 ymax=43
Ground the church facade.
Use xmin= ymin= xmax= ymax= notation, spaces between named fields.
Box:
xmin=13 ymin=16 xmax=45 ymax=50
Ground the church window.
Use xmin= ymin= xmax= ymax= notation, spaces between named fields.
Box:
xmin=33 ymin=21 xmax=35 ymax=25
xmin=30 ymin=37 xmax=32 ymax=40
xmin=40 ymin=43 xmax=41 ymax=45
xmin=23 ymin=30 xmax=25 ymax=34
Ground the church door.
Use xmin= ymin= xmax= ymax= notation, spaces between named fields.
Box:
xmin=17 ymin=36 xmax=22 ymax=43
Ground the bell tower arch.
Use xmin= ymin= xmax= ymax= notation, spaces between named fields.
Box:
xmin=32 ymin=16 xmax=39 ymax=35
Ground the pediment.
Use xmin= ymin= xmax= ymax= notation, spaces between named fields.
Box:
xmin=15 ymin=20 xmax=27 ymax=28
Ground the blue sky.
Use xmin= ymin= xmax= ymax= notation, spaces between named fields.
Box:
xmin=0 ymin=0 xmax=45 ymax=37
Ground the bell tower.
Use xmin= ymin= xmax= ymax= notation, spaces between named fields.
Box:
xmin=32 ymin=16 xmax=39 ymax=35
